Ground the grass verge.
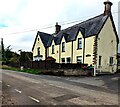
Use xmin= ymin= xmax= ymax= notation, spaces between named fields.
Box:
xmin=1 ymin=65 xmax=41 ymax=75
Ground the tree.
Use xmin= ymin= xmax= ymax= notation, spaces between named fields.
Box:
xmin=9 ymin=52 xmax=20 ymax=62
xmin=19 ymin=51 xmax=33 ymax=62
xmin=0 ymin=38 xmax=5 ymax=61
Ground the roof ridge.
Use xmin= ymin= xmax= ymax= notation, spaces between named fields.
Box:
xmin=38 ymin=31 xmax=52 ymax=36
xmin=60 ymin=13 xmax=107 ymax=31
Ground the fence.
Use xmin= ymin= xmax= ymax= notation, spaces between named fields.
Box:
xmin=7 ymin=61 xmax=88 ymax=70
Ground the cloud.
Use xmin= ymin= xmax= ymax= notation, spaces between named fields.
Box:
xmin=0 ymin=0 xmax=119 ymax=52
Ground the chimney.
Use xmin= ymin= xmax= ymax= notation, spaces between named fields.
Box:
xmin=55 ymin=22 xmax=61 ymax=34
xmin=104 ymin=0 xmax=113 ymax=15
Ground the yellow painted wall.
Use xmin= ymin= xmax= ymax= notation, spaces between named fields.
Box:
xmin=97 ymin=17 xmax=117 ymax=73
xmin=60 ymin=37 xmax=72 ymax=63
xmin=33 ymin=35 xmax=45 ymax=60
xmin=73 ymin=32 xmax=84 ymax=63
xmin=48 ymin=40 xmax=59 ymax=63
xmin=84 ymin=36 xmax=95 ymax=65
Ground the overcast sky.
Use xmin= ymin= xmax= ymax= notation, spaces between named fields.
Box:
xmin=0 ymin=0 xmax=120 ymax=53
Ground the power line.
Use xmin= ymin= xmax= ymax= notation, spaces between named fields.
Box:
xmin=1 ymin=10 xmax=120 ymax=36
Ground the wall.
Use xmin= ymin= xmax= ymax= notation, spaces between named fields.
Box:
xmin=73 ymin=32 xmax=84 ymax=63
xmin=33 ymin=35 xmax=45 ymax=60
xmin=48 ymin=40 xmax=60 ymax=63
xmin=97 ymin=17 xmax=118 ymax=73
xmin=60 ymin=37 xmax=72 ymax=63
xmin=84 ymin=36 xmax=95 ymax=65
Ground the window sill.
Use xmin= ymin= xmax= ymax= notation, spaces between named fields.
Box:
xmin=77 ymin=48 xmax=82 ymax=50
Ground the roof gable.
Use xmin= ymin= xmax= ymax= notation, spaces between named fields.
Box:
xmin=53 ymin=14 xmax=108 ymax=44
xmin=32 ymin=31 xmax=53 ymax=51
xmin=74 ymin=14 xmax=108 ymax=37
xmin=109 ymin=14 xmax=119 ymax=43
xmin=33 ymin=13 xmax=118 ymax=50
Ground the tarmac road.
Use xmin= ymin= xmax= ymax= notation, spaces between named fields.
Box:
xmin=1 ymin=69 xmax=119 ymax=106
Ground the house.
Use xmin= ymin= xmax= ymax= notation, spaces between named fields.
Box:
xmin=32 ymin=0 xmax=119 ymax=73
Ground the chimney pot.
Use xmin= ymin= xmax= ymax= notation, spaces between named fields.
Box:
xmin=104 ymin=0 xmax=113 ymax=15
xmin=55 ymin=22 xmax=61 ymax=34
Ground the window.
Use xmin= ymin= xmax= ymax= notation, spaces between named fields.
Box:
xmin=52 ymin=45 xmax=55 ymax=54
xmin=109 ymin=57 xmax=113 ymax=65
xmin=66 ymin=57 xmax=71 ymax=63
xmin=118 ymin=58 xmax=120 ymax=64
xmin=37 ymin=47 xmax=40 ymax=55
xmin=77 ymin=56 xmax=82 ymax=64
xmin=62 ymin=42 xmax=65 ymax=52
xmin=61 ymin=58 xmax=65 ymax=63
xmin=38 ymin=38 xmax=39 ymax=41
xmin=78 ymin=38 xmax=82 ymax=49
xmin=99 ymin=56 xmax=102 ymax=66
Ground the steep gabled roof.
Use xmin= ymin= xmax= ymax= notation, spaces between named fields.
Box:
xmin=32 ymin=13 xmax=119 ymax=50
xmin=37 ymin=31 xmax=53 ymax=47
xmin=54 ymin=14 xmax=109 ymax=45
xmin=75 ymin=14 xmax=108 ymax=37
xmin=32 ymin=31 xmax=53 ymax=51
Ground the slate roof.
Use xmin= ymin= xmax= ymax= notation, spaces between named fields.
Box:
xmin=32 ymin=13 xmax=119 ymax=50
xmin=32 ymin=31 xmax=53 ymax=51
xmin=53 ymin=14 xmax=108 ymax=45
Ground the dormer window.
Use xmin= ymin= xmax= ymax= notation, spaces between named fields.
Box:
xmin=62 ymin=42 xmax=65 ymax=52
xmin=78 ymin=38 xmax=82 ymax=49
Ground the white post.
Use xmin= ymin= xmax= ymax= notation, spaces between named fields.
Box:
xmin=94 ymin=65 xmax=96 ymax=76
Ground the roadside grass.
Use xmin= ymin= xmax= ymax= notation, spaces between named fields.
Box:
xmin=19 ymin=69 xmax=42 ymax=74
xmin=1 ymin=65 xmax=42 ymax=75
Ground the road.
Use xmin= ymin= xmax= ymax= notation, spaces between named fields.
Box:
xmin=1 ymin=69 xmax=119 ymax=106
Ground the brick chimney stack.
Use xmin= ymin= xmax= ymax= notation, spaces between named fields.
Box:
xmin=104 ymin=0 xmax=113 ymax=15
xmin=55 ymin=22 xmax=61 ymax=34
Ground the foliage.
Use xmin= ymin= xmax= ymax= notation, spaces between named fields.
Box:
xmin=2 ymin=65 xmax=41 ymax=75
xmin=19 ymin=69 xmax=41 ymax=74
xmin=0 ymin=38 xmax=5 ymax=61
xmin=19 ymin=51 xmax=33 ymax=62
xmin=0 ymin=38 xmax=33 ymax=64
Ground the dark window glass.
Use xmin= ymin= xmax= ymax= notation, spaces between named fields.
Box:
xmin=99 ymin=56 xmax=102 ymax=66
xmin=52 ymin=45 xmax=54 ymax=54
xmin=110 ymin=57 xmax=113 ymax=65
xmin=78 ymin=38 xmax=82 ymax=49
xmin=77 ymin=56 xmax=82 ymax=64
xmin=66 ymin=57 xmax=71 ymax=63
xmin=37 ymin=47 xmax=40 ymax=55
xmin=61 ymin=58 xmax=65 ymax=63
xmin=62 ymin=42 xmax=65 ymax=52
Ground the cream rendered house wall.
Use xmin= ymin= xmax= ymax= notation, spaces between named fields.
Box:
xmin=84 ymin=36 xmax=95 ymax=65
xmin=73 ymin=32 xmax=84 ymax=63
xmin=48 ymin=40 xmax=59 ymax=63
xmin=33 ymin=35 xmax=45 ymax=60
xmin=97 ymin=17 xmax=117 ymax=73
xmin=60 ymin=37 xmax=72 ymax=63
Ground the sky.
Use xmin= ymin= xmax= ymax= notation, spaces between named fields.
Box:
xmin=0 ymin=0 xmax=120 ymax=53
